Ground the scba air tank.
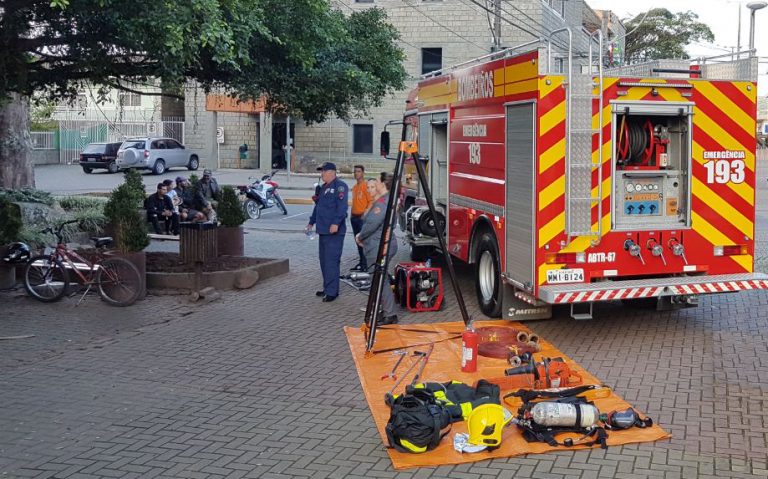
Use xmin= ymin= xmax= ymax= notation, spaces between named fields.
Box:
xmin=530 ymin=402 xmax=600 ymax=428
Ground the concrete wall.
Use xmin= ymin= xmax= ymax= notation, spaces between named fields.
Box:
xmin=184 ymin=0 xmax=606 ymax=170
xmin=31 ymin=150 xmax=59 ymax=165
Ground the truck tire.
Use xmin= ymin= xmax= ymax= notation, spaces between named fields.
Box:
xmin=475 ymin=231 xmax=502 ymax=317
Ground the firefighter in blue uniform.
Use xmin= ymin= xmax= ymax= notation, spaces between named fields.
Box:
xmin=307 ymin=162 xmax=348 ymax=302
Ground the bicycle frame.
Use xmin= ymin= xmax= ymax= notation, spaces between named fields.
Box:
xmin=49 ymin=243 xmax=100 ymax=284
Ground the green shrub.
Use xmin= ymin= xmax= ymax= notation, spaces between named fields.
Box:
xmin=217 ymin=186 xmax=247 ymax=227
xmin=104 ymin=183 xmax=149 ymax=253
xmin=0 ymin=188 xmax=54 ymax=206
xmin=58 ymin=195 xmax=107 ymax=212
xmin=123 ymin=169 xmax=146 ymax=207
xmin=0 ymin=198 xmax=22 ymax=245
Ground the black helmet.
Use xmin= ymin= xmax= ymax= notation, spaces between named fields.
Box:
xmin=2 ymin=242 xmax=31 ymax=264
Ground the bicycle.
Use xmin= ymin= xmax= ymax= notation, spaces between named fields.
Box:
xmin=23 ymin=220 xmax=142 ymax=306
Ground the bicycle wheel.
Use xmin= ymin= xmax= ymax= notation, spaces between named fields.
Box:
xmin=96 ymin=257 xmax=142 ymax=306
xmin=23 ymin=255 xmax=70 ymax=302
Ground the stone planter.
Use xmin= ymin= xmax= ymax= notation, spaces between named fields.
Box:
xmin=217 ymin=226 xmax=244 ymax=257
xmin=0 ymin=245 xmax=16 ymax=289
xmin=146 ymin=257 xmax=288 ymax=291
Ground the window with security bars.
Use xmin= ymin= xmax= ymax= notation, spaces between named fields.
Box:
xmin=421 ymin=48 xmax=442 ymax=75
xmin=353 ymin=124 xmax=374 ymax=154
xmin=118 ymin=91 xmax=142 ymax=107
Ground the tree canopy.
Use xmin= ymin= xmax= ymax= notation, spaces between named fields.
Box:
xmin=623 ymin=8 xmax=715 ymax=64
xmin=0 ymin=0 xmax=406 ymax=123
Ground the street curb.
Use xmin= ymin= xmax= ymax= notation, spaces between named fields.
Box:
xmin=284 ymin=198 xmax=315 ymax=205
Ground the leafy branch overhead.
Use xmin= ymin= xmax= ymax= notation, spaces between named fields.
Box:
xmin=0 ymin=0 xmax=406 ymax=123
xmin=623 ymin=8 xmax=715 ymax=64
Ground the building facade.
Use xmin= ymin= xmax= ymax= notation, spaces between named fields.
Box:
xmin=183 ymin=0 xmax=625 ymax=171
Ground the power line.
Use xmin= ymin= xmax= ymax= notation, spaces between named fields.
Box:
xmin=400 ymin=0 xmax=488 ymax=50
xmin=332 ymin=0 xmax=460 ymax=62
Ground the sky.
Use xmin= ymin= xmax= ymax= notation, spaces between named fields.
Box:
xmin=586 ymin=0 xmax=768 ymax=96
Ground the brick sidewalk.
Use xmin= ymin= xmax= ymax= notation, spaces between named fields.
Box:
xmin=2 ymin=162 xmax=767 ymax=478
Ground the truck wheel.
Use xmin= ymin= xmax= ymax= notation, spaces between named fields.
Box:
xmin=409 ymin=244 xmax=432 ymax=262
xmin=475 ymin=232 xmax=502 ymax=317
xmin=107 ymin=161 xmax=119 ymax=174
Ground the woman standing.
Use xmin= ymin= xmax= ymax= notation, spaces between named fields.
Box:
xmin=356 ymin=173 xmax=399 ymax=325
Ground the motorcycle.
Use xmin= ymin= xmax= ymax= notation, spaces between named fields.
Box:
xmin=238 ymin=170 xmax=288 ymax=219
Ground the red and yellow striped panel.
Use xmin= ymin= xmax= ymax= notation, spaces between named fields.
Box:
xmin=417 ymin=53 xmax=539 ymax=109
xmin=536 ymin=76 xmax=567 ymax=287
xmin=690 ymin=80 xmax=756 ymax=272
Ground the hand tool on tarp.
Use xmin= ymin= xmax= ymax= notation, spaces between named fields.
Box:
xmin=364 ymin=127 xmax=470 ymax=353
xmin=380 ymin=350 xmax=408 ymax=380
xmin=383 ymin=345 xmax=433 ymax=405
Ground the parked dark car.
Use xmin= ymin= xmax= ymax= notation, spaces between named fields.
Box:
xmin=79 ymin=142 xmax=123 ymax=174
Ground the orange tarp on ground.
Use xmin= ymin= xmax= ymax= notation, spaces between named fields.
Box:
xmin=344 ymin=320 xmax=671 ymax=470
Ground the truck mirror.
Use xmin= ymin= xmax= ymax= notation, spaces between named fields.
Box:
xmin=380 ymin=131 xmax=390 ymax=157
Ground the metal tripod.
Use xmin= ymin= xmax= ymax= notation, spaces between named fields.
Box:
xmin=364 ymin=135 xmax=470 ymax=352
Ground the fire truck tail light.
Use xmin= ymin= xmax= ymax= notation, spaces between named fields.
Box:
xmin=713 ymin=245 xmax=748 ymax=256
xmin=545 ymin=252 xmax=586 ymax=264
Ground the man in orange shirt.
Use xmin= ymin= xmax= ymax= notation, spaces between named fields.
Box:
xmin=350 ymin=164 xmax=373 ymax=271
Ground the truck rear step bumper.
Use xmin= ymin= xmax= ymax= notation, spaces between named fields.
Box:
xmin=538 ymin=273 xmax=768 ymax=304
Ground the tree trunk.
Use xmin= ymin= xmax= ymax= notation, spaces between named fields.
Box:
xmin=0 ymin=93 xmax=34 ymax=189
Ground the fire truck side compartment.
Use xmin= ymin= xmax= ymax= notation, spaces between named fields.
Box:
xmin=504 ymin=101 xmax=537 ymax=291
xmin=611 ymin=101 xmax=693 ymax=231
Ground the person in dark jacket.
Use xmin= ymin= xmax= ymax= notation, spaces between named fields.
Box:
xmin=199 ymin=169 xmax=221 ymax=208
xmin=307 ymin=162 xmax=348 ymax=302
xmin=356 ymin=172 xmax=399 ymax=324
xmin=175 ymin=177 xmax=206 ymax=222
xmin=145 ymin=183 xmax=177 ymax=235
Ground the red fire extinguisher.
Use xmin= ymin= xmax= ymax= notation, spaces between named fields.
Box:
xmin=461 ymin=324 xmax=478 ymax=373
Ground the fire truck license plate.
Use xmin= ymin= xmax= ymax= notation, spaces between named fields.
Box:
xmin=546 ymin=269 xmax=584 ymax=284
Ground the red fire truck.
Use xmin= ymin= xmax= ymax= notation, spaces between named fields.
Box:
xmin=395 ymin=38 xmax=768 ymax=320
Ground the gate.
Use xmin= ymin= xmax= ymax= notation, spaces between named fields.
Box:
xmin=57 ymin=119 xmax=185 ymax=164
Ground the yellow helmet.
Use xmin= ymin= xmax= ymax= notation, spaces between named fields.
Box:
xmin=467 ymin=404 xmax=512 ymax=447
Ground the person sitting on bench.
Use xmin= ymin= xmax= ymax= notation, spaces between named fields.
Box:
xmin=162 ymin=179 xmax=181 ymax=235
xmin=175 ymin=177 xmax=207 ymax=222
xmin=145 ymin=183 xmax=178 ymax=235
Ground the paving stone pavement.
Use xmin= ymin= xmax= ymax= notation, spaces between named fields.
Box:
xmin=2 ymin=159 xmax=768 ymax=478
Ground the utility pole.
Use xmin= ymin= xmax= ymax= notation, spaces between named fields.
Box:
xmin=737 ymin=2 xmax=742 ymax=56
xmin=493 ymin=0 xmax=501 ymax=51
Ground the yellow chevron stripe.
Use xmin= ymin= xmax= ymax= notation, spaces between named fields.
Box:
xmin=504 ymin=61 xmax=537 ymax=83
xmin=694 ymin=82 xmax=754 ymax=137
xmin=539 ymin=175 xmax=565 ymax=211
xmin=539 ymin=212 xmax=565 ymax=248
xmin=561 ymin=235 xmax=593 ymax=253
xmin=654 ymin=87 xmax=687 ymax=103
xmin=539 ymin=138 xmax=565 ymax=173
xmin=541 ymin=101 xmax=566 ymax=135
xmin=591 ymin=175 xmax=612 ymax=201
xmin=691 ymin=176 xmax=753 ymax=238
xmin=494 ymin=67 xmax=505 ymax=97
xmin=420 ymin=79 xmax=454 ymax=99
xmin=540 ymin=76 xmax=564 ymax=99
xmin=691 ymin=211 xmax=752 ymax=271
xmin=591 ymin=77 xmax=620 ymax=96
xmin=692 ymin=142 xmax=754 ymax=205
xmin=693 ymin=108 xmax=755 ymax=172
xmin=493 ymin=67 xmax=505 ymax=86
xmin=505 ymin=78 xmax=538 ymax=96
